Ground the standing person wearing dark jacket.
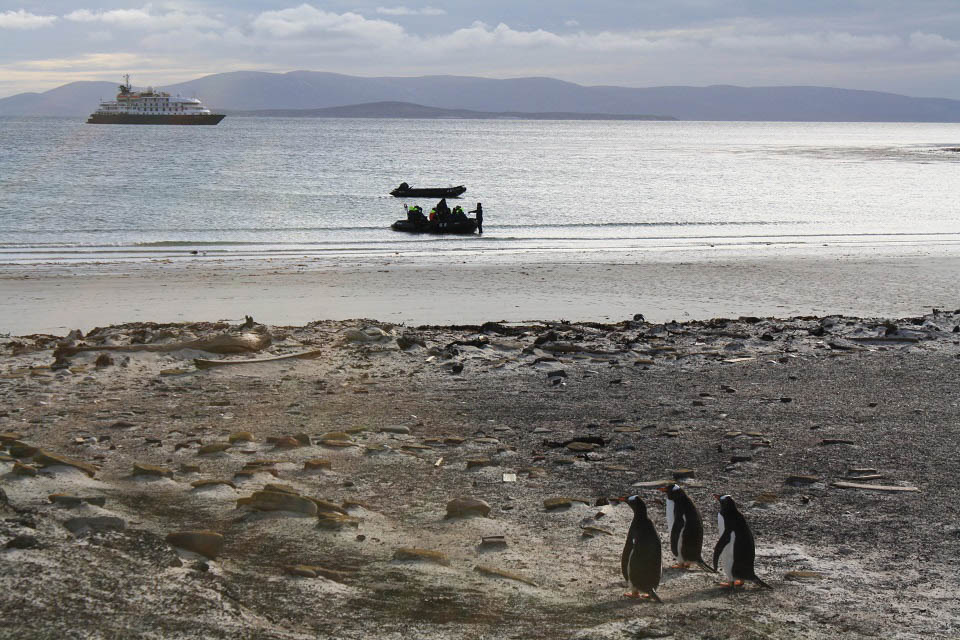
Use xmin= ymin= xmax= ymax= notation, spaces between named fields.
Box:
xmin=469 ymin=202 xmax=483 ymax=234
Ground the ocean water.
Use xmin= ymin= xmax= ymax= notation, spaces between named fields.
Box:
xmin=1 ymin=116 xmax=959 ymax=267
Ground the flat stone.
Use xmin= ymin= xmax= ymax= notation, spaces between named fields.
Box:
xmin=180 ymin=464 xmax=201 ymax=473
xmin=730 ymin=455 xmax=753 ymax=463
xmin=466 ymin=458 xmax=494 ymax=470
xmin=191 ymin=479 xmax=237 ymax=490
xmin=320 ymin=431 xmax=352 ymax=441
xmin=132 ymin=463 xmax=174 ymax=479
xmin=392 ymin=547 xmax=450 ymax=566
xmin=294 ymin=433 xmax=312 ymax=446
xmin=671 ymin=468 xmax=696 ymax=479
xmin=321 ymin=439 xmax=357 ymax=448
xmin=48 ymin=494 xmax=83 ymax=507
xmin=34 ymin=450 xmax=98 ymax=477
xmin=303 ymin=459 xmax=332 ymax=471
xmin=544 ymin=497 xmax=573 ymax=510
xmin=446 ymin=497 xmax=491 ymax=518
xmin=272 ymin=436 xmax=302 ymax=449
xmin=380 ymin=425 xmax=411 ymax=434
xmin=9 ymin=444 xmax=39 ymax=458
xmin=64 ymin=516 xmax=126 ymax=536
xmin=244 ymin=490 xmax=317 ymax=515
xmin=263 ymin=483 xmax=299 ymax=495
xmin=631 ymin=479 xmax=673 ymax=489
xmin=166 ymin=530 xmax=224 ymax=559
xmin=566 ymin=442 xmax=597 ymax=452
xmin=443 ymin=437 xmax=465 ymax=445
xmin=12 ymin=462 xmax=38 ymax=476
xmin=820 ymin=438 xmax=855 ymax=446
xmin=0 ymin=432 xmax=24 ymax=442
xmin=198 ymin=442 xmax=231 ymax=455
xmin=785 ymin=475 xmax=819 ymax=486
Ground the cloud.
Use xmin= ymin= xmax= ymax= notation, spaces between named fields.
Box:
xmin=64 ymin=6 xmax=222 ymax=30
xmin=0 ymin=9 xmax=56 ymax=29
xmin=251 ymin=4 xmax=405 ymax=44
xmin=376 ymin=6 xmax=446 ymax=16
xmin=909 ymin=31 xmax=960 ymax=52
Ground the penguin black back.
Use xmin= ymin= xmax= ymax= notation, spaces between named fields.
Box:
xmin=660 ymin=484 xmax=713 ymax=572
xmin=713 ymin=494 xmax=771 ymax=589
xmin=619 ymin=495 xmax=662 ymax=602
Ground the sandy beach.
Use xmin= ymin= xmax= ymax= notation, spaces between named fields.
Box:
xmin=2 ymin=303 xmax=959 ymax=638
xmin=3 ymin=248 xmax=960 ymax=335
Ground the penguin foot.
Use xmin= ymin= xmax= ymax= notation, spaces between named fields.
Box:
xmin=623 ymin=591 xmax=642 ymax=599
xmin=719 ymin=581 xmax=743 ymax=589
xmin=669 ymin=562 xmax=692 ymax=569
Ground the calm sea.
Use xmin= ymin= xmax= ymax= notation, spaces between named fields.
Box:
xmin=1 ymin=116 xmax=959 ymax=267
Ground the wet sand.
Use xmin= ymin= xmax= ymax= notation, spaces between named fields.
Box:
xmin=3 ymin=250 xmax=960 ymax=335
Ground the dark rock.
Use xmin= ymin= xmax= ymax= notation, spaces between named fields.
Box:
xmin=94 ymin=354 xmax=114 ymax=368
xmin=6 ymin=534 xmax=40 ymax=549
xmin=64 ymin=516 xmax=126 ymax=536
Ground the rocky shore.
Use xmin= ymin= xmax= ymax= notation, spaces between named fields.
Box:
xmin=1 ymin=311 xmax=959 ymax=639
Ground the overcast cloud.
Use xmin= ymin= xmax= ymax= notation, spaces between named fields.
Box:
xmin=1 ymin=1 xmax=959 ymax=99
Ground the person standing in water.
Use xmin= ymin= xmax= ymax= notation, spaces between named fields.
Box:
xmin=469 ymin=202 xmax=483 ymax=234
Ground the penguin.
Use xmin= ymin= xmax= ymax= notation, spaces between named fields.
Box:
xmin=616 ymin=494 xmax=663 ymax=602
xmin=658 ymin=484 xmax=715 ymax=572
xmin=712 ymin=494 xmax=772 ymax=589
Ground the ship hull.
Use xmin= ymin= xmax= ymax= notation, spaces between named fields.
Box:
xmin=86 ymin=113 xmax=225 ymax=125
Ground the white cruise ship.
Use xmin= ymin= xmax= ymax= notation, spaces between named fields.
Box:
xmin=87 ymin=75 xmax=225 ymax=125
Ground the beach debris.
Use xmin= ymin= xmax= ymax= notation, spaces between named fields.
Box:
xmin=393 ymin=548 xmax=450 ymax=566
xmin=831 ymin=481 xmax=920 ymax=492
xmin=55 ymin=329 xmax=272 ymax=357
xmin=194 ymin=348 xmax=324 ymax=369
xmin=165 ymin=530 xmax=224 ymax=559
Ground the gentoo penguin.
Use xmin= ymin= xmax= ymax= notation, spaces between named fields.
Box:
xmin=616 ymin=495 xmax=663 ymax=602
xmin=659 ymin=484 xmax=715 ymax=572
xmin=712 ymin=494 xmax=772 ymax=589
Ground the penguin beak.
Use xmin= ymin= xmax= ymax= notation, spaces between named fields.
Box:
xmin=712 ymin=494 xmax=722 ymax=501
xmin=657 ymin=487 xmax=669 ymax=493
xmin=611 ymin=496 xmax=627 ymax=503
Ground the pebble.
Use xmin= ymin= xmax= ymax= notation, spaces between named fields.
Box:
xmin=166 ymin=530 xmax=224 ymax=559
xmin=303 ymin=459 xmax=332 ymax=471
xmin=446 ymin=497 xmax=491 ymax=518
xmin=228 ymin=431 xmax=254 ymax=443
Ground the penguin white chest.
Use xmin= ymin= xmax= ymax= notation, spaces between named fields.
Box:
xmin=719 ymin=531 xmax=736 ymax=579
xmin=666 ymin=498 xmax=676 ymax=551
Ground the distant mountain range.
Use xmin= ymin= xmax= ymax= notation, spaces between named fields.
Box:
xmin=3 ymin=70 xmax=960 ymax=122
xmin=226 ymin=101 xmax=675 ymax=120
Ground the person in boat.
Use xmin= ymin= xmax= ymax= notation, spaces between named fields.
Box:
xmin=452 ymin=205 xmax=466 ymax=221
xmin=435 ymin=198 xmax=450 ymax=219
xmin=398 ymin=182 xmax=409 ymax=192
xmin=469 ymin=202 xmax=483 ymax=234
xmin=406 ymin=204 xmax=425 ymax=223
xmin=429 ymin=207 xmax=437 ymax=222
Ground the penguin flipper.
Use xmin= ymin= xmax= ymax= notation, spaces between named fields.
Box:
xmin=669 ymin=511 xmax=682 ymax=557
xmin=712 ymin=528 xmax=731 ymax=572
xmin=621 ymin=538 xmax=634 ymax=583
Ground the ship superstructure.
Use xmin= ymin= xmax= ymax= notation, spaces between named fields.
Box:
xmin=87 ymin=75 xmax=225 ymax=125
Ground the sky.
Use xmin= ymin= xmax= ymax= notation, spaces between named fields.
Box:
xmin=1 ymin=1 xmax=959 ymax=99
